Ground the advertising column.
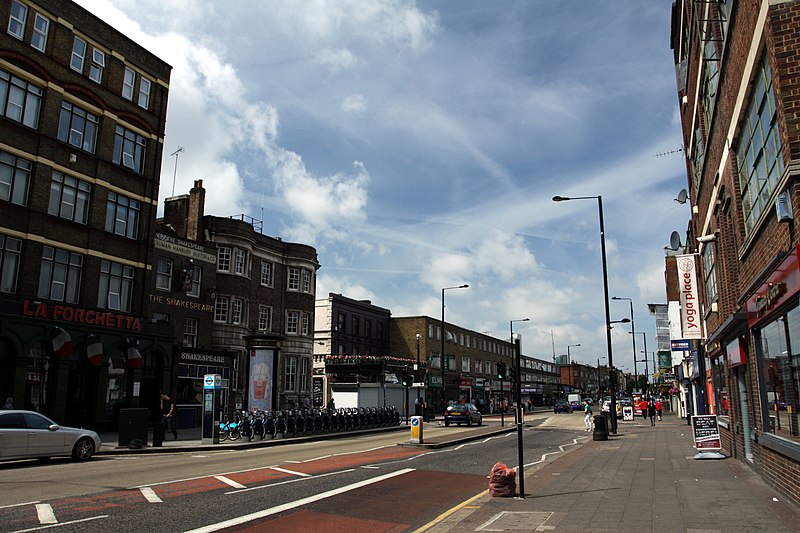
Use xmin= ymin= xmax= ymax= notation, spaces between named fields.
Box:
xmin=249 ymin=349 xmax=276 ymax=411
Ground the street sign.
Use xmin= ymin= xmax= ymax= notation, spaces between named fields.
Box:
xmin=412 ymin=382 xmax=425 ymax=388
xmin=671 ymin=339 xmax=691 ymax=351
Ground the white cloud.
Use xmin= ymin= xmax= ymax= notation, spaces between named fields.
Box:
xmin=342 ymin=94 xmax=367 ymax=113
xmin=317 ymin=48 xmax=358 ymax=72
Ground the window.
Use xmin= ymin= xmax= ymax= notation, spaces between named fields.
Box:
xmin=377 ymin=322 xmax=383 ymax=340
xmin=258 ymin=305 xmax=272 ymax=331
xmin=288 ymin=267 xmax=300 ymax=290
xmin=701 ymin=39 xmax=719 ymax=129
xmin=30 ymin=13 xmax=48 ymax=52
xmin=475 ymin=359 xmax=482 ymax=374
xmin=299 ymin=357 xmax=309 ymax=393
xmin=122 ymin=68 xmax=135 ymax=100
xmin=105 ymin=191 xmax=140 ymax=239
xmin=70 ymin=37 xmax=86 ymax=72
xmin=38 ymin=246 xmax=82 ymax=303
xmin=214 ymin=296 xmax=229 ymax=322
xmin=287 ymin=310 xmax=300 ymax=334
xmin=138 ymin=77 xmax=151 ymax=109
xmin=302 ymin=269 xmax=312 ymax=293
xmin=0 ymin=150 xmax=31 ymax=206
xmin=231 ymin=297 xmax=243 ymax=325
xmin=0 ymin=234 xmax=22 ymax=293
xmin=0 ymin=69 xmax=42 ymax=128
xmin=352 ymin=316 xmax=359 ymax=335
xmin=217 ymin=247 xmax=231 ymax=272
xmin=462 ymin=357 xmax=470 ymax=373
xmin=48 ymin=172 xmax=91 ymax=223
xmin=737 ymin=53 xmax=784 ymax=236
xmin=260 ymin=261 xmax=273 ymax=286
xmin=58 ymin=101 xmax=99 ymax=153
xmin=155 ymin=257 xmax=172 ymax=290
xmin=89 ymin=48 xmax=105 ymax=83
xmin=234 ymin=249 xmax=246 ymax=275
xmin=7 ymin=1 xmax=26 ymax=39
xmin=758 ymin=308 xmax=800 ymax=444
xmin=112 ymin=125 xmax=147 ymax=173
xmin=285 ymin=356 xmax=297 ymax=392
xmin=702 ymin=242 xmax=717 ymax=304
xmin=183 ymin=318 xmax=198 ymax=348
xmin=429 ymin=352 xmax=441 ymax=370
xmin=97 ymin=260 xmax=133 ymax=312
xmin=428 ymin=324 xmax=434 ymax=338
xmin=337 ymin=312 xmax=346 ymax=332
xmin=301 ymin=313 xmax=310 ymax=336
xmin=365 ymin=320 xmax=372 ymax=338
xmin=186 ymin=266 xmax=201 ymax=297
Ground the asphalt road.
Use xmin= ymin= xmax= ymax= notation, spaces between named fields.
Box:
xmin=0 ymin=410 xmax=588 ymax=532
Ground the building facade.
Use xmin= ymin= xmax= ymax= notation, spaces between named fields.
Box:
xmin=0 ymin=0 xmax=172 ymax=431
xmin=670 ymin=0 xmax=800 ymax=505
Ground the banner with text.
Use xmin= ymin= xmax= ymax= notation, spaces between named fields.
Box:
xmin=676 ymin=254 xmax=702 ymax=339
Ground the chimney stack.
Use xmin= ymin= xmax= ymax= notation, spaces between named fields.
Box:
xmin=187 ymin=179 xmax=205 ymax=241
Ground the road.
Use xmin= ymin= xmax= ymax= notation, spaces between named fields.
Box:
xmin=0 ymin=410 xmax=589 ymax=532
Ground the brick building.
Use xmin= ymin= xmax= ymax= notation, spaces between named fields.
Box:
xmin=669 ymin=0 xmax=800 ymax=505
xmin=0 ymin=0 xmax=172 ymax=431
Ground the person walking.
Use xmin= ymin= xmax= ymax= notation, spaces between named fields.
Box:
xmin=655 ymin=399 xmax=663 ymax=421
xmin=648 ymin=400 xmax=657 ymax=426
xmin=160 ymin=392 xmax=178 ymax=440
xmin=583 ymin=399 xmax=593 ymax=432
xmin=640 ymin=398 xmax=649 ymax=421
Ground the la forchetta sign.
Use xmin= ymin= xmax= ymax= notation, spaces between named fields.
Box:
xmin=21 ymin=300 xmax=142 ymax=332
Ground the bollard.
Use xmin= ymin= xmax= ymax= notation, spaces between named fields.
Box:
xmin=593 ymin=414 xmax=608 ymax=441
xmin=152 ymin=421 xmax=165 ymax=447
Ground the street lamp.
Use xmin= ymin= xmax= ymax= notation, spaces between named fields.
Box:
xmin=567 ymin=343 xmax=580 ymax=364
xmin=415 ymin=334 xmax=421 ymax=404
xmin=510 ymin=317 xmax=529 ymax=499
xmin=553 ymin=194 xmax=617 ymax=433
xmin=612 ymin=296 xmax=638 ymax=393
xmin=597 ymin=357 xmax=606 ymax=398
xmin=441 ymin=284 xmax=469 ymax=413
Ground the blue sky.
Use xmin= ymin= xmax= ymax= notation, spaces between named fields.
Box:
xmin=79 ymin=1 xmax=688 ymax=369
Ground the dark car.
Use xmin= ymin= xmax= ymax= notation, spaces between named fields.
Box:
xmin=553 ymin=401 xmax=572 ymax=414
xmin=569 ymin=400 xmax=582 ymax=412
xmin=444 ymin=403 xmax=482 ymax=427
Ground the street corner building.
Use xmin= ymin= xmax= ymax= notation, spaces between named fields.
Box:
xmin=668 ymin=0 xmax=800 ymax=508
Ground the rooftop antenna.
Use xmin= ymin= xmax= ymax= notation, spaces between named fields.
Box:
xmin=170 ymin=146 xmax=185 ymax=196
xmin=551 ymin=329 xmax=556 ymax=363
xmin=654 ymin=147 xmax=684 ymax=158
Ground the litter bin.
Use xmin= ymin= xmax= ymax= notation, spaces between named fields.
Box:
xmin=119 ymin=408 xmax=149 ymax=447
xmin=152 ymin=419 xmax=165 ymax=447
xmin=593 ymin=414 xmax=608 ymax=441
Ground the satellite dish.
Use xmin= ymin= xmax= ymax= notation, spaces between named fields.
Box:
xmin=674 ymin=189 xmax=688 ymax=204
xmin=669 ymin=231 xmax=682 ymax=251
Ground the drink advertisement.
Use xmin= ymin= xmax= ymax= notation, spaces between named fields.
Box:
xmin=249 ymin=349 xmax=275 ymax=411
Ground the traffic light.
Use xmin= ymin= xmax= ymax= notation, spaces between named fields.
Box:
xmin=401 ymin=370 xmax=411 ymax=387
xmin=508 ymin=365 xmax=516 ymax=383
xmin=497 ymin=362 xmax=505 ymax=380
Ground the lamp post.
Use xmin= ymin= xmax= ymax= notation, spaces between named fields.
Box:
xmin=553 ymin=194 xmax=617 ymax=433
xmin=612 ymin=296 xmax=637 ymax=393
xmin=510 ymin=317 xmax=529 ymax=499
xmin=567 ymin=343 xmax=580 ymax=364
xmin=441 ymin=284 xmax=469 ymax=413
xmin=597 ymin=357 xmax=606 ymax=398
xmin=632 ymin=332 xmax=649 ymax=396
xmin=415 ymin=334 xmax=421 ymax=404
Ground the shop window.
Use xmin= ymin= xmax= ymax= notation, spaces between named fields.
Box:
xmin=758 ymin=309 xmax=800 ymax=442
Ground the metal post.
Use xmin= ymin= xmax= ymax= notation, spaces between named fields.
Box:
xmin=510 ymin=318 xmax=529 ymax=499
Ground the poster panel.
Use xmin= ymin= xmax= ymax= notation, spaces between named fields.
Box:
xmin=248 ymin=348 xmax=275 ymax=411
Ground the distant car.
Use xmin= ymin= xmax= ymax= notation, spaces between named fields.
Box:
xmin=0 ymin=410 xmax=101 ymax=462
xmin=444 ymin=403 xmax=482 ymax=427
xmin=602 ymin=400 xmax=623 ymax=419
xmin=583 ymin=398 xmax=594 ymax=406
xmin=553 ymin=401 xmax=572 ymax=414
xmin=569 ymin=400 xmax=582 ymax=412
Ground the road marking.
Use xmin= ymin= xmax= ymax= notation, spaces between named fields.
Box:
xmin=270 ymin=466 xmax=311 ymax=477
xmin=412 ymin=489 xmax=487 ymax=532
xmin=213 ymin=475 xmax=246 ymax=489
xmin=35 ymin=504 xmax=56 ymax=524
xmin=139 ymin=487 xmax=162 ymax=503
xmin=10 ymin=515 xmax=108 ymax=532
xmin=226 ymin=468 xmax=355 ymax=495
xmin=0 ymin=501 xmax=39 ymax=510
xmin=187 ymin=468 xmax=415 ymax=533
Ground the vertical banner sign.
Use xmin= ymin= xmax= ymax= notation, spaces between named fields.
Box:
xmin=676 ymin=254 xmax=702 ymax=339
xmin=249 ymin=349 xmax=275 ymax=411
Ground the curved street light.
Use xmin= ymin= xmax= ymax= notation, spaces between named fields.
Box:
xmin=510 ymin=317 xmax=530 ymax=499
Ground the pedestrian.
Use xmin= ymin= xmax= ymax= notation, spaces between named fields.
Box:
xmin=648 ymin=400 xmax=657 ymax=426
xmin=640 ymin=398 xmax=649 ymax=420
xmin=655 ymin=399 xmax=663 ymax=421
xmin=583 ymin=399 xmax=593 ymax=432
xmin=2 ymin=397 xmax=12 ymax=409
xmin=160 ymin=392 xmax=178 ymax=440
xmin=327 ymin=397 xmax=336 ymax=409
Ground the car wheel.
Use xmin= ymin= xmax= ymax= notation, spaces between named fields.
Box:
xmin=72 ymin=437 xmax=95 ymax=461
xmin=467 ymin=418 xmax=472 ymax=427
xmin=444 ymin=421 xmax=450 ymax=427
xmin=477 ymin=418 xmax=483 ymax=426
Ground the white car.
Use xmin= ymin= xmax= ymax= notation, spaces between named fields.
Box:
xmin=0 ymin=410 xmax=101 ymax=461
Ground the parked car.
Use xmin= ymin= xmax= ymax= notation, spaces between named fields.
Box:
xmin=444 ymin=403 xmax=483 ymax=427
xmin=602 ymin=400 xmax=623 ymax=419
xmin=569 ymin=400 xmax=582 ymax=412
xmin=553 ymin=401 xmax=572 ymax=414
xmin=0 ymin=410 xmax=101 ymax=462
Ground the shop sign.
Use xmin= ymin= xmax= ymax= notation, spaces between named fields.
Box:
xmin=726 ymin=338 xmax=746 ymax=368
xmin=428 ymin=375 xmax=443 ymax=388
xmin=179 ymin=350 xmax=234 ymax=367
xmin=475 ymin=378 xmax=485 ymax=387
xmin=746 ymin=246 xmax=800 ymax=326
xmin=671 ymin=339 xmax=691 ymax=351
xmin=148 ymin=293 xmax=213 ymax=313
xmin=459 ymin=377 xmax=473 ymax=387
xmin=21 ymin=300 xmax=142 ymax=331
xmin=155 ymin=233 xmax=217 ymax=264
xmin=675 ymin=254 xmax=702 ymax=339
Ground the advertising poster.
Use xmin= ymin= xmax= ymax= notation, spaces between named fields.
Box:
xmin=248 ymin=349 xmax=275 ymax=411
xmin=692 ymin=415 xmax=721 ymax=450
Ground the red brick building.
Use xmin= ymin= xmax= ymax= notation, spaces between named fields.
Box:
xmin=670 ymin=0 xmax=800 ymax=505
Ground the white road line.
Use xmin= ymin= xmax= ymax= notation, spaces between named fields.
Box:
xmin=226 ymin=468 xmax=355 ymax=495
xmin=10 ymin=515 xmax=108 ymax=533
xmin=139 ymin=487 xmax=163 ymax=503
xmin=0 ymin=501 xmax=39 ymax=510
xmin=35 ymin=504 xmax=56 ymax=525
xmin=187 ymin=468 xmax=415 ymax=533
xmin=270 ymin=466 xmax=311 ymax=477
xmin=213 ymin=475 xmax=246 ymax=489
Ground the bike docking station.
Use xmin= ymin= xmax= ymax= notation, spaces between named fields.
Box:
xmin=410 ymin=415 xmax=424 ymax=444
xmin=202 ymin=373 xmax=222 ymax=445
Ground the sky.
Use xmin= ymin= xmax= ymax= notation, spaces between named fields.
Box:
xmin=77 ymin=1 xmax=689 ymax=371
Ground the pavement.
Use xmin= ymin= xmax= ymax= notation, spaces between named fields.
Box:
xmin=96 ymin=411 xmax=800 ymax=532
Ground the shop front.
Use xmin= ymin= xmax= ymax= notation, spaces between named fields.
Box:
xmin=175 ymin=348 xmax=236 ymax=428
